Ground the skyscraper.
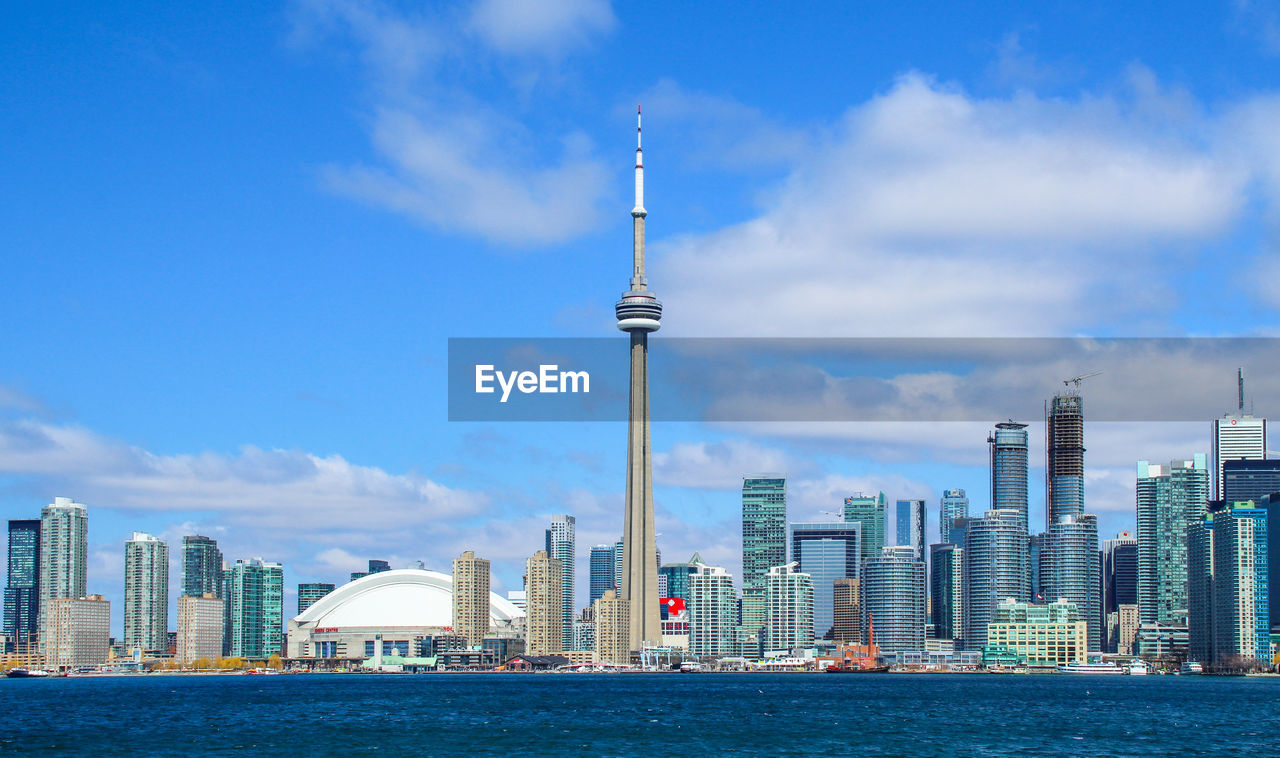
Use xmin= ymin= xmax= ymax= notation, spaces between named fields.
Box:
xmin=545 ymin=514 xmax=576 ymax=651
xmin=688 ymin=562 xmax=736 ymax=658
xmin=929 ymin=542 xmax=963 ymax=644
xmin=4 ymin=519 xmax=40 ymax=654
xmin=862 ymin=546 xmax=926 ymax=654
xmin=765 ymin=562 xmax=814 ymax=652
xmin=790 ymin=522 xmax=860 ymax=639
xmin=593 ymin=589 xmax=630 ymax=665
xmin=124 ymin=532 xmax=169 ymax=655
xmin=939 ymin=489 xmax=969 ymax=542
xmin=1136 ymin=456 xmax=1209 ymax=625
xmin=39 ymin=497 xmax=87 ymax=651
xmin=297 ymin=582 xmax=335 ymax=616
xmin=741 ymin=475 xmax=787 ymax=632
xmin=1101 ymin=532 xmax=1138 ymax=652
xmin=452 ymin=550 xmax=491 ymax=646
xmin=1046 ymin=392 xmax=1085 ymax=527
xmin=658 ymin=553 xmax=701 ymax=603
xmin=843 ymin=492 xmax=887 ymax=561
xmin=1189 ymin=503 xmax=1271 ymax=665
xmin=177 ymin=594 xmax=224 ymax=663
xmin=227 ymin=558 xmax=284 ymax=658
xmin=831 ymin=578 xmax=862 ymax=644
xmin=525 ymin=549 xmax=563 ymax=655
xmin=989 ymin=421 xmax=1030 ymax=533
xmin=1042 ymin=514 xmax=1101 ymax=652
xmin=1221 ymin=459 xmax=1280 ymax=504
xmin=617 ymin=107 xmax=662 ymax=651
xmin=589 ymin=544 xmax=616 ymax=604
xmin=1187 ymin=519 xmax=1214 ymax=664
xmin=1212 ymin=369 xmax=1266 ymax=501
xmin=45 ymin=595 xmax=109 ymax=671
xmin=181 ymin=535 xmax=223 ymax=599
xmin=963 ymin=509 xmax=1029 ymax=650
xmin=895 ymin=499 xmax=926 ymax=561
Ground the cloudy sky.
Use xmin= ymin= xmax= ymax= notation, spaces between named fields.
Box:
xmin=5 ymin=0 xmax=1280 ymax=635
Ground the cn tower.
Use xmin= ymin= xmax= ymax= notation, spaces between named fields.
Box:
xmin=616 ymin=106 xmax=661 ymax=648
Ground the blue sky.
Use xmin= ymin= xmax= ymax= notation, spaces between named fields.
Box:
xmin=4 ymin=0 xmax=1280 ymax=635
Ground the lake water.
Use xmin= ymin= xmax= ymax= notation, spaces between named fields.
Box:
xmin=2 ymin=672 xmax=1276 ymax=755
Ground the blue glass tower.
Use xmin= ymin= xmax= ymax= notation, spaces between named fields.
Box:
xmin=790 ymin=522 xmax=861 ymax=639
xmin=4 ymin=519 xmax=40 ymax=654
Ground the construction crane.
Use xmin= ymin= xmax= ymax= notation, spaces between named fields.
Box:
xmin=1063 ymin=371 xmax=1102 ymax=391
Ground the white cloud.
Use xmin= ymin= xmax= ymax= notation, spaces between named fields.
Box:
xmin=468 ymin=0 xmax=615 ymax=57
xmin=654 ymin=439 xmax=801 ymax=489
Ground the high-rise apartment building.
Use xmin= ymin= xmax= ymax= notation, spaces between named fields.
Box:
xmin=4 ymin=519 xmax=40 ymax=653
xmin=1187 ymin=519 xmax=1214 ymax=664
xmin=227 ymin=558 xmax=284 ymax=658
xmin=831 ymin=578 xmax=862 ymax=644
xmin=297 ymin=583 xmax=334 ymax=617
xmin=177 ymin=593 xmax=224 ymax=663
xmin=45 ymin=594 xmax=109 ymax=671
xmin=963 ymin=509 xmax=1030 ymax=650
xmin=939 ymin=489 xmax=969 ymax=542
xmin=929 ymin=542 xmax=963 ymax=644
xmin=594 ymin=589 xmax=630 ymax=665
xmin=545 ymin=514 xmax=576 ymax=651
xmin=895 ymin=499 xmax=926 ymax=561
xmin=1042 ymin=514 xmax=1101 ymax=652
xmin=124 ymin=532 xmax=169 ymax=655
xmin=1101 ymin=532 xmax=1138 ymax=652
xmin=990 ymin=421 xmax=1030 ymax=533
xmin=1046 ymin=393 xmax=1085 ymax=527
xmin=658 ymin=554 xmax=701 ymax=603
xmin=1189 ymin=503 xmax=1270 ymax=665
xmin=452 ymin=550 xmax=491 ymax=646
xmin=589 ymin=544 xmax=616 ymax=604
xmin=862 ymin=546 xmax=925 ymax=654
xmin=525 ymin=550 xmax=563 ymax=655
xmin=765 ymin=562 xmax=814 ymax=652
xmin=843 ymin=493 xmax=887 ymax=561
xmin=181 ymin=535 xmax=223 ymax=599
xmin=1136 ymin=456 xmax=1209 ymax=625
xmin=742 ymin=476 xmax=787 ymax=632
xmin=1212 ymin=372 xmax=1266 ymax=501
xmin=38 ymin=498 xmax=88 ymax=651
xmin=790 ymin=522 xmax=860 ymax=639
xmin=688 ymin=562 xmax=736 ymax=659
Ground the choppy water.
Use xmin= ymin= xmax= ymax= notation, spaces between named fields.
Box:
xmin=2 ymin=672 xmax=1276 ymax=756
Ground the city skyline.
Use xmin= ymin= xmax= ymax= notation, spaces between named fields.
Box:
xmin=8 ymin=1 xmax=1280 ymax=640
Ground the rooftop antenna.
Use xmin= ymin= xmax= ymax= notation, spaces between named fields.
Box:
xmin=1238 ymin=367 xmax=1245 ymax=413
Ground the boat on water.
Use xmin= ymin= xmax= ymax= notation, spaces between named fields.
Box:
xmin=1180 ymin=661 xmax=1204 ymax=675
xmin=1127 ymin=662 xmax=1149 ymax=676
xmin=824 ymin=664 xmax=890 ymax=674
xmin=5 ymin=668 xmax=53 ymax=678
xmin=1057 ymin=662 xmax=1126 ymax=675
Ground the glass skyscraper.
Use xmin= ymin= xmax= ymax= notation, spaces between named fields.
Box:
xmin=843 ymin=492 xmax=886 ymax=561
xmin=297 ymin=582 xmax=335 ymax=616
xmin=1046 ymin=393 xmax=1085 ymax=527
xmin=895 ymin=499 xmax=926 ymax=561
xmin=4 ymin=519 xmax=40 ymax=653
xmin=790 ymin=522 xmax=860 ymax=639
xmin=939 ymin=489 xmax=969 ymax=542
xmin=545 ymin=514 xmax=576 ymax=651
xmin=1101 ymin=532 xmax=1138 ymax=651
xmin=589 ymin=544 xmax=616 ymax=604
xmin=181 ymin=535 xmax=223 ymax=599
xmin=742 ymin=476 xmax=787 ymax=631
xmin=1189 ymin=503 xmax=1271 ymax=665
xmin=862 ymin=546 xmax=926 ymax=654
xmin=765 ymin=562 xmax=814 ymax=651
xmin=38 ymin=498 xmax=88 ymax=651
xmin=688 ymin=562 xmax=736 ymax=658
xmin=989 ymin=421 xmax=1029 ymax=533
xmin=1221 ymin=459 xmax=1280 ymax=504
xmin=1042 ymin=514 xmax=1101 ymax=652
xmin=963 ymin=509 xmax=1030 ymax=650
xmin=228 ymin=558 xmax=284 ymax=658
xmin=658 ymin=553 xmax=702 ymax=602
xmin=1136 ymin=456 xmax=1209 ymax=625
xmin=929 ymin=542 xmax=963 ymax=644
xmin=124 ymin=532 xmax=169 ymax=654
xmin=1212 ymin=411 xmax=1266 ymax=501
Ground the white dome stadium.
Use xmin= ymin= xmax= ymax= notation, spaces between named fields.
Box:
xmin=294 ymin=568 xmax=524 ymax=628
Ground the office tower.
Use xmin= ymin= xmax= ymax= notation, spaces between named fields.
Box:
xmin=1046 ymin=392 xmax=1085 ymax=527
xmin=177 ymin=593 xmax=224 ymax=663
xmin=617 ymin=109 xmax=662 ymax=651
xmin=227 ymin=558 xmax=284 ymax=658
xmin=1221 ymin=459 xmax=1280 ymax=504
xmin=1136 ymin=456 xmax=1209 ymax=624
xmin=843 ymin=492 xmax=887 ymax=561
xmin=451 ymin=550 xmax=491 ymax=646
xmin=4 ymin=519 xmax=40 ymax=653
xmin=659 ymin=553 xmax=703 ymax=603
xmin=986 ymin=599 xmax=1087 ymax=667
xmin=545 ymin=514 xmax=576 ymax=651
xmin=1187 ymin=519 xmax=1214 ymax=663
xmin=929 ymin=543 xmax=963 ymax=644
xmin=123 ymin=532 xmax=169 ymax=654
xmin=831 ymin=578 xmax=862 ymax=644
xmin=1042 ymin=514 xmax=1101 ymax=652
xmin=963 ymin=510 xmax=1030 ymax=650
xmin=45 ymin=595 xmax=109 ymax=670
xmin=350 ymin=559 xmax=391 ymax=582
xmin=1101 ymin=532 xmax=1138 ymax=651
xmin=990 ymin=421 xmax=1030 ymax=533
xmin=38 ymin=497 xmax=88 ymax=651
xmin=765 ymin=562 xmax=814 ymax=652
xmin=688 ymin=562 xmax=736 ymax=658
xmin=895 ymin=499 xmax=926 ymax=561
xmin=948 ymin=516 xmax=974 ymax=548
xmin=181 ymin=535 xmax=223 ymax=599
xmin=297 ymin=582 xmax=335 ymax=616
xmin=589 ymin=544 xmax=616 ymax=604
xmin=593 ymin=589 xmax=630 ymax=665
xmin=526 ymin=550 xmax=563 ymax=655
xmin=741 ymin=475 xmax=787 ymax=632
xmin=861 ymin=546 xmax=926 ymax=654
xmin=939 ymin=489 xmax=969 ymax=542
xmin=789 ymin=522 xmax=860 ymax=639
xmin=1212 ymin=370 xmax=1266 ymax=501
